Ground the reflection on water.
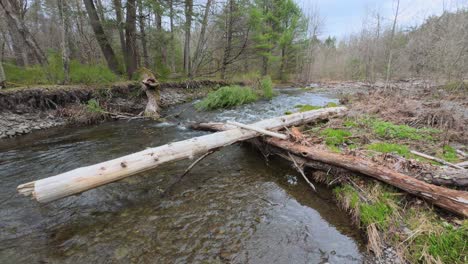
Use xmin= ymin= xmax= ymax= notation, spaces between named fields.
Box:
xmin=0 ymin=89 xmax=364 ymax=263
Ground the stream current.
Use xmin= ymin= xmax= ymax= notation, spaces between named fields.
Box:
xmin=0 ymin=88 xmax=365 ymax=263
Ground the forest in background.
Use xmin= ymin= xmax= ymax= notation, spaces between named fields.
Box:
xmin=0 ymin=0 xmax=467 ymax=86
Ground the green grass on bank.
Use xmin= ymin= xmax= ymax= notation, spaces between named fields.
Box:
xmin=332 ymin=181 xmax=468 ymax=263
xmin=3 ymin=54 xmax=119 ymax=86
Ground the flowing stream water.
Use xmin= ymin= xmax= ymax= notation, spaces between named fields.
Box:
xmin=0 ymin=88 xmax=366 ymax=263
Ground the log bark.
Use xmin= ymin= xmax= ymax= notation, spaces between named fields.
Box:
xmin=17 ymin=107 xmax=346 ymax=203
xmin=195 ymin=123 xmax=468 ymax=217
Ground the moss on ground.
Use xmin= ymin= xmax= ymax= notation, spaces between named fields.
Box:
xmin=366 ymin=118 xmax=439 ymax=140
xmin=366 ymin=143 xmax=410 ymax=158
xmin=320 ymin=128 xmax=352 ymax=147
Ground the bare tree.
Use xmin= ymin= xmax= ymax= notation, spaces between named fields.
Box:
xmin=125 ymin=0 xmax=138 ymax=78
xmin=138 ymin=0 xmax=150 ymax=68
xmin=191 ymin=0 xmax=213 ymax=78
xmin=83 ymin=0 xmax=121 ymax=74
xmin=0 ymin=38 xmax=5 ymax=88
xmin=184 ymin=0 xmax=193 ymax=76
xmin=58 ymin=0 xmax=71 ymax=84
xmin=169 ymin=0 xmax=176 ymax=73
xmin=384 ymin=0 xmax=400 ymax=89
xmin=0 ymin=0 xmax=48 ymax=66
xmin=220 ymin=0 xmax=234 ymax=80
xmin=112 ymin=0 xmax=126 ymax=61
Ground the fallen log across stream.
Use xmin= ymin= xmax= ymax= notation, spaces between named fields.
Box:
xmin=17 ymin=107 xmax=346 ymax=203
xmin=193 ymin=123 xmax=468 ymax=218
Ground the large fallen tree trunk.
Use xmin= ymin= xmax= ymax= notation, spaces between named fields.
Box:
xmin=194 ymin=123 xmax=468 ymax=217
xmin=17 ymin=107 xmax=346 ymax=203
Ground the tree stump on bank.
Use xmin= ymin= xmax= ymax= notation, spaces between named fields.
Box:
xmin=141 ymin=70 xmax=160 ymax=118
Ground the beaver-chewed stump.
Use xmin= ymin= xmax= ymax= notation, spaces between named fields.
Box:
xmin=141 ymin=72 xmax=161 ymax=119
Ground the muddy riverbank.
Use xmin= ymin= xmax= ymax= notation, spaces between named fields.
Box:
xmin=0 ymin=80 xmax=232 ymax=138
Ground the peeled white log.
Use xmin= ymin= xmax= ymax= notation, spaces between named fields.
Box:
xmin=226 ymin=121 xmax=288 ymax=139
xmin=17 ymin=107 xmax=347 ymax=203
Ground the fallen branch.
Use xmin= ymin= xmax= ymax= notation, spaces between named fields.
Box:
xmin=267 ymin=139 xmax=468 ymax=217
xmin=288 ymin=152 xmax=316 ymax=191
xmin=195 ymin=123 xmax=468 ymax=217
xmin=17 ymin=107 xmax=347 ymax=203
xmin=410 ymin=150 xmax=465 ymax=170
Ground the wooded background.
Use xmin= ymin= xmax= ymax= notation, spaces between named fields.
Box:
xmin=0 ymin=0 xmax=466 ymax=85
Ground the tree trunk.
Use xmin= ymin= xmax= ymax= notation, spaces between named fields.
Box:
xmin=261 ymin=56 xmax=268 ymax=76
xmin=58 ymin=0 xmax=71 ymax=84
xmin=0 ymin=0 xmax=47 ymax=66
xmin=195 ymin=123 xmax=468 ymax=217
xmin=112 ymin=0 xmax=126 ymax=63
xmin=384 ymin=0 xmax=399 ymax=89
xmin=191 ymin=0 xmax=213 ymax=78
xmin=184 ymin=0 xmax=193 ymax=76
xmin=83 ymin=0 xmax=120 ymax=74
xmin=220 ymin=0 xmax=233 ymax=80
xmin=0 ymin=41 xmax=5 ymax=88
xmin=279 ymin=47 xmax=286 ymax=81
xmin=124 ymin=0 xmax=138 ymax=79
xmin=169 ymin=0 xmax=176 ymax=72
xmin=137 ymin=0 xmax=150 ymax=68
xmin=141 ymin=71 xmax=160 ymax=118
xmin=17 ymin=107 xmax=347 ymax=203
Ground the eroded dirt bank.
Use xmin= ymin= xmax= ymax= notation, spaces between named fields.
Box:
xmin=0 ymin=80 xmax=232 ymax=138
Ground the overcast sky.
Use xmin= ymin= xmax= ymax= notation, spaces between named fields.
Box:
xmin=294 ymin=0 xmax=468 ymax=39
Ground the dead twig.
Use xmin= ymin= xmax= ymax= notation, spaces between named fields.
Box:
xmin=288 ymin=152 xmax=316 ymax=192
xmin=161 ymin=150 xmax=216 ymax=197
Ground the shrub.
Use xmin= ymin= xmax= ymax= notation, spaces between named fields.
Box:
xmin=195 ymin=85 xmax=258 ymax=111
xmin=260 ymin=75 xmax=275 ymax=99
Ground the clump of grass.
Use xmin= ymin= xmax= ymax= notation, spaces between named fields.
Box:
xmin=441 ymin=145 xmax=458 ymax=162
xmin=405 ymin=208 xmax=468 ymax=264
xmin=321 ymin=128 xmax=352 ymax=146
xmin=360 ymin=201 xmax=394 ymax=230
xmin=260 ymin=75 xmax=276 ymax=99
xmin=334 ymin=184 xmax=360 ymax=210
xmin=344 ymin=119 xmax=358 ymax=128
xmin=366 ymin=142 xmax=410 ymax=158
xmin=195 ymin=85 xmax=258 ymax=111
xmin=368 ymin=119 xmax=438 ymax=140
xmin=284 ymin=111 xmax=292 ymax=115
xmin=443 ymin=81 xmax=467 ymax=91
xmin=325 ymin=102 xmax=338 ymax=107
xmin=86 ymin=99 xmax=104 ymax=113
